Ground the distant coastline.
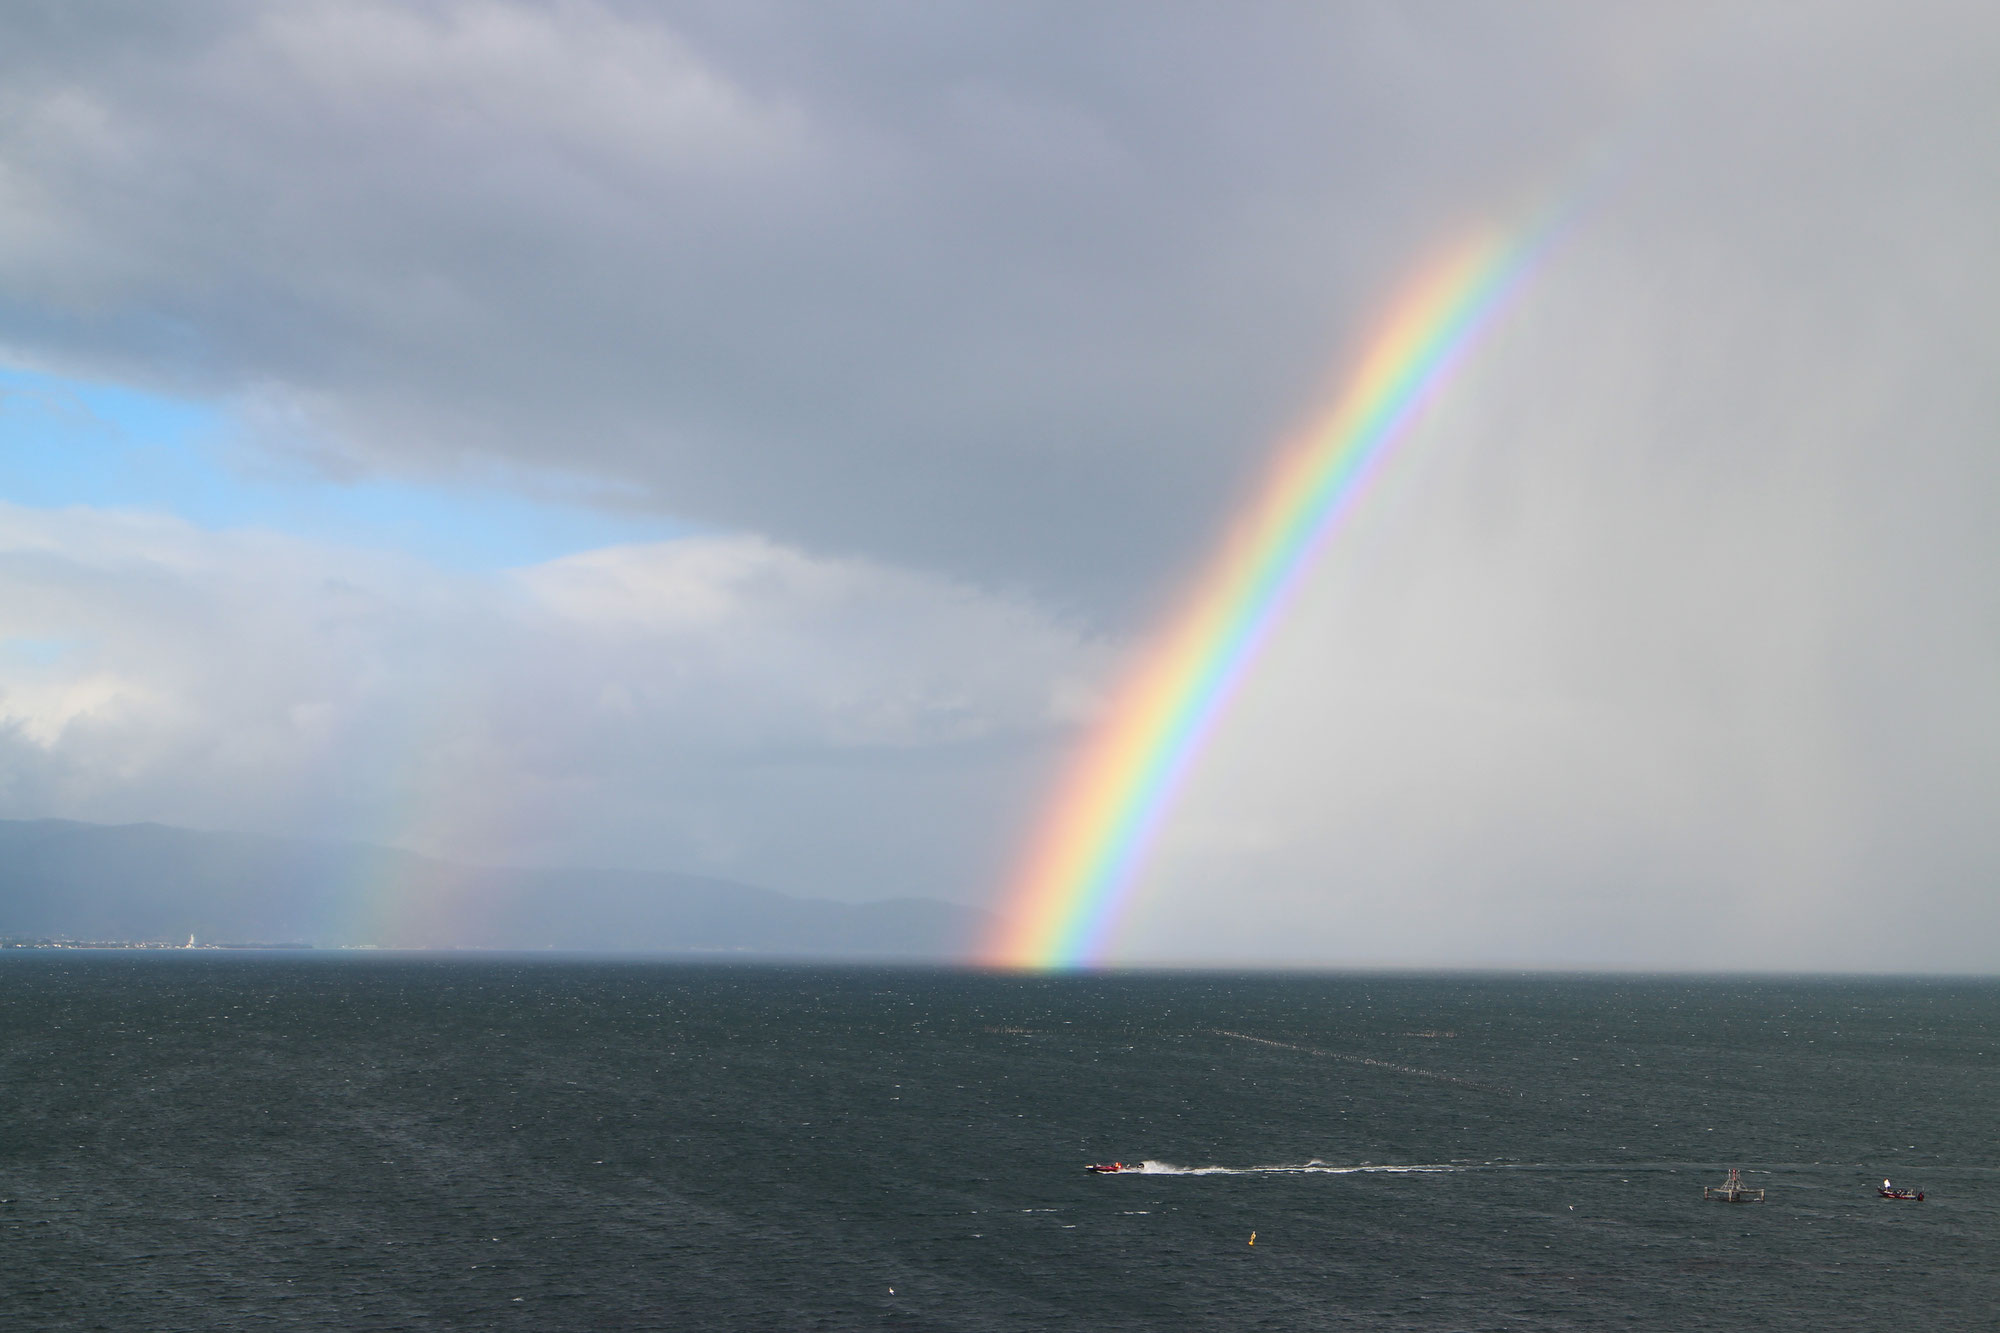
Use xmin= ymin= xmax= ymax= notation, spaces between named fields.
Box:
xmin=0 ymin=818 xmax=988 ymax=959
xmin=0 ymin=937 xmax=316 ymax=950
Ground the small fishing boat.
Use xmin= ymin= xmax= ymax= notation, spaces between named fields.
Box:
xmin=1084 ymin=1162 xmax=1133 ymax=1174
xmin=1876 ymin=1179 xmax=1924 ymax=1201
xmin=1703 ymin=1167 xmax=1764 ymax=1203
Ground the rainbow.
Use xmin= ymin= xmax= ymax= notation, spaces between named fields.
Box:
xmin=981 ymin=217 xmax=1567 ymax=969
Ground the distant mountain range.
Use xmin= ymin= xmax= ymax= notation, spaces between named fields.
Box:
xmin=0 ymin=819 xmax=988 ymax=958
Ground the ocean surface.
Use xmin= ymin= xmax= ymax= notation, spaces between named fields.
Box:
xmin=1 ymin=957 xmax=1994 ymax=1330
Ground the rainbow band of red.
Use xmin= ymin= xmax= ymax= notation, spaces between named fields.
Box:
xmin=980 ymin=221 xmax=1563 ymax=970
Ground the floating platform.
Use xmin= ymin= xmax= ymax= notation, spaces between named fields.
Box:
xmin=1703 ymin=1167 xmax=1764 ymax=1203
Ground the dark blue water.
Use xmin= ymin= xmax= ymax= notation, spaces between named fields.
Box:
xmin=1 ymin=956 xmax=1994 ymax=1329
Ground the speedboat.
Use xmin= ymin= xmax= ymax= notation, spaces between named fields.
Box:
xmin=1877 ymin=1179 xmax=1924 ymax=1201
xmin=1084 ymin=1162 xmax=1132 ymax=1174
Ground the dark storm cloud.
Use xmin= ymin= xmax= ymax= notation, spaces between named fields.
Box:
xmin=0 ymin=0 xmax=1678 ymax=612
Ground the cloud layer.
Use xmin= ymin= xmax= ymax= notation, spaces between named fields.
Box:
xmin=0 ymin=504 xmax=1102 ymax=901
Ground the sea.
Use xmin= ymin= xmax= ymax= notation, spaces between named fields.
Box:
xmin=1 ymin=956 xmax=1994 ymax=1331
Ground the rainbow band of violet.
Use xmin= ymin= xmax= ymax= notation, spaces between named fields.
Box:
xmin=981 ymin=216 xmax=1568 ymax=970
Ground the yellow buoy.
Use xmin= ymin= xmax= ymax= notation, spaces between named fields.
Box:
xmin=1248 ymin=1231 xmax=1257 ymax=1246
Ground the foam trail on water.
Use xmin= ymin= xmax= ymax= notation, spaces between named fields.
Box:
xmin=1213 ymin=1029 xmax=1513 ymax=1095
xmin=1134 ymin=1160 xmax=1462 ymax=1176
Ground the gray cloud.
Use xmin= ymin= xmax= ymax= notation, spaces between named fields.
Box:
xmin=0 ymin=0 xmax=1707 ymax=611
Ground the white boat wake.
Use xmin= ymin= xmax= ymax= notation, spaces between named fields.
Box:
xmin=1129 ymin=1159 xmax=1461 ymax=1176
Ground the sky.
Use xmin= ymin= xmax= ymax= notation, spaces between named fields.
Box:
xmin=1 ymin=1 xmax=1995 ymax=970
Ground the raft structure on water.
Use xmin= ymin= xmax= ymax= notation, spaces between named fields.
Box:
xmin=1703 ymin=1167 xmax=1764 ymax=1203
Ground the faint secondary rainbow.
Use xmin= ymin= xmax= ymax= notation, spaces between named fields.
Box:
xmin=981 ymin=212 xmax=1571 ymax=970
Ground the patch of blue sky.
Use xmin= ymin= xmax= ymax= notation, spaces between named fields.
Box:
xmin=3 ymin=638 xmax=72 ymax=665
xmin=0 ymin=365 xmax=688 ymax=569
